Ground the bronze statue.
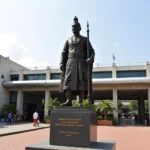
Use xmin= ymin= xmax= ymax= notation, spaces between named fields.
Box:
xmin=59 ymin=16 xmax=95 ymax=106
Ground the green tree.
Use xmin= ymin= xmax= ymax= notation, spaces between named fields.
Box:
xmin=96 ymin=100 xmax=116 ymax=120
xmin=45 ymin=97 xmax=60 ymax=111
xmin=129 ymin=100 xmax=138 ymax=111
xmin=1 ymin=104 xmax=17 ymax=116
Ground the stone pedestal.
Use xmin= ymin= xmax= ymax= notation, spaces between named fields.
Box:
xmin=25 ymin=106 xmax=116 ymax=150
xmin=50 ymin=107 xmax=97 ymax=148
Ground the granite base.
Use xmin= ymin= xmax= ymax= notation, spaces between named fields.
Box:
xmin=25 ymin=140 xmax=116 ymax=150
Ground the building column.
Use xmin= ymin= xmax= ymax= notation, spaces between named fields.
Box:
xmin=138 ymin=100 xmax=141 ymax=118
xmin=139 ymin=97 xmax=145 ymax=119
xmin=19 ymin=71 xmax=23 ymax=80
xmin=16 ymin=90 xmax=23 ymax=118
xmin=112 ymin=63 xmax=117 ymax=78
xmin=113 ymin=88 xmax=118 ymax=123
xmin=46 ymin=67 xmax=50 ymax=80
xmin=44 ymin=90 xmax=50 ymax=117
xmin=138 ymin=99 xmax=145 ymax=123
xmin=146 ymin=62 xmax=150 ymax=77
xmin=148 ymin=88 xmax=150 ymax=123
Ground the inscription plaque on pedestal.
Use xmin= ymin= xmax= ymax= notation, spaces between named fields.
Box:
xmin=50 ymin=107 xmax=97 ymax=148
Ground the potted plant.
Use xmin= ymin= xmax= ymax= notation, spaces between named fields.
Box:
xmin=46 ymin=115 xmax=50 ymax=124
xmin=97 ymin=114 xmax=113 ymax=125
xmin=96 ymin=100 xmax=116 ymax=126
xmin=45 ymin=97 xmax=60 ymax=110
xmin=97 ymin=115 xmax=103 ymax=125
xmin=44 ymin=97 xmax=60 ymax=124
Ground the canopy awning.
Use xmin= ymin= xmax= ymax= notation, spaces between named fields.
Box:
xmin=2 ymin=77 xmax=150 ymax=88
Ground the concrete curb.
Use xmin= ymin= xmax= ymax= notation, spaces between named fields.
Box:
xmin=0 ymin=126 xmax=50 ymax=137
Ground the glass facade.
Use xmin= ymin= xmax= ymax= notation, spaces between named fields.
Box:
xmin=51 ymin=73 xmax=61 ymax=80
xmin=117 ymin=70 xmax=146 ymax=78
xmin=11 ymin=75 xmax=19 ymax=81
xmin=92 ymin=72 xmax=112 ymax=78
xmin=24 ymin=74 xmax=46 ymax=80
xmin=51 ymin=72 xmax=112 ymax=79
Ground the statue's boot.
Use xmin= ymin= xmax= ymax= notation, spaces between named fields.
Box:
xmin=60 ymin=90 xmax=72 ymax=106
xmin=60 ymin=100 xmax=72 ymax=106
xmin=78 ymin=91 xmax=84 ymax=107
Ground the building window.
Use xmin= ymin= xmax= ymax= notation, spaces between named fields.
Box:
xmin=24 ymin=74 xmax=46 ymax=80
xmin=92 ymin=72 xmax=112 ymax=78
xmin=51 ymin=73 xmax=61 ymax=80
xmin=117 ymin=70 xmax=146 ymax=78
xmin=11 ymin=75 xmax=19 ymax=81
xmin=1 ymin=75 xmax=4 ymax=79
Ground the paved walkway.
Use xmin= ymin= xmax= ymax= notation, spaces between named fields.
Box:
xmin=1 ymin=126 xmax=150 ymax=150
xmin=0 ymin=122 xmax=50 ymax=136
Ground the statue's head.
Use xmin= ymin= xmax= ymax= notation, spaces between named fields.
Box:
xmin=72 ymin=16 xmax=81 ymax=34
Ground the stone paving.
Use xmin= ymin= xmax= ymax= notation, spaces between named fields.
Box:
xmin=0 ymin=125 xmax=150 ymax=150
xmin=0 ymin=122 xmax=50 ymax=136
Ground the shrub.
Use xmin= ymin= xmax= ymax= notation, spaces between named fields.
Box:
xmin=46 ymin=115 xmax=50 ymax=120
xmin=106 ymin=115 xmax=113 ymax=120
xmin=1 ymin=104 xmax=17 ymax=116
xmin=0 ymin=114 xmax=6 ymax=118
xmin=97 ymin=115 xmax=103 ymax=120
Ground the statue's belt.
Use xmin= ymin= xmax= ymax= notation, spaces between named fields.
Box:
xmin=68 ymin=51 xmax=86 ymax=58
xmin=68 ymin=56 xmax=86 ymax=58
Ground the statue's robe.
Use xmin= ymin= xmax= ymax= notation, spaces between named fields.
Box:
xmin=60 ymin=35 xmax=95 ymax=95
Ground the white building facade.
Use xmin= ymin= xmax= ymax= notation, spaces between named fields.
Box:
xmin=1 ymin=55 xmax=150 ymax=123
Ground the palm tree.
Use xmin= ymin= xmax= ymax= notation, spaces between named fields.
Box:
xmin=45 ymin=97 xmax=60 ymax=111
xmin=96 ymin=100 xmax=116 ymax=120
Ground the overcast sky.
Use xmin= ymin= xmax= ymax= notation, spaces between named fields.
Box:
xmin=0 ymin=0 xmax=150 ymax=68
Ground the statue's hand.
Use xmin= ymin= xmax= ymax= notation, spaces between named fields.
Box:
xmin=60 ymin=64 xmax=65 ymax=71
xmin=85 ymin=58 xmax=93 ymax=65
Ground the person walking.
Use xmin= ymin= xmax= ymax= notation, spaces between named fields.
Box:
xmin=37 ymin=117 xmax=40 ymax=127
xmin=7 ymin=112 xmax=12 ymax=125
xmin=33 ymin=110 xmax=38 ymax=127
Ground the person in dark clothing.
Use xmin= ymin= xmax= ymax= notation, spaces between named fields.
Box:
xmin=7 ymin=112 xmax=12 ymax=125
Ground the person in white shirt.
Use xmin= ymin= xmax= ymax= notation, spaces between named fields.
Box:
xmin=33 ymin=111 xmax=39 ymax=127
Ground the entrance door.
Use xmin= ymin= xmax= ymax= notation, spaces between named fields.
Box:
xmin=27 ymin=104 xmax=37 ymax=121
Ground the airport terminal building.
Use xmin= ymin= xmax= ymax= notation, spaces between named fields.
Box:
xmin=1 ymin=55 xmax=150 ymax=122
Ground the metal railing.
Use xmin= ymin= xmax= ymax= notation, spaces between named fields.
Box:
xmin=10 ymin=61 xmax=148 ymax=72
